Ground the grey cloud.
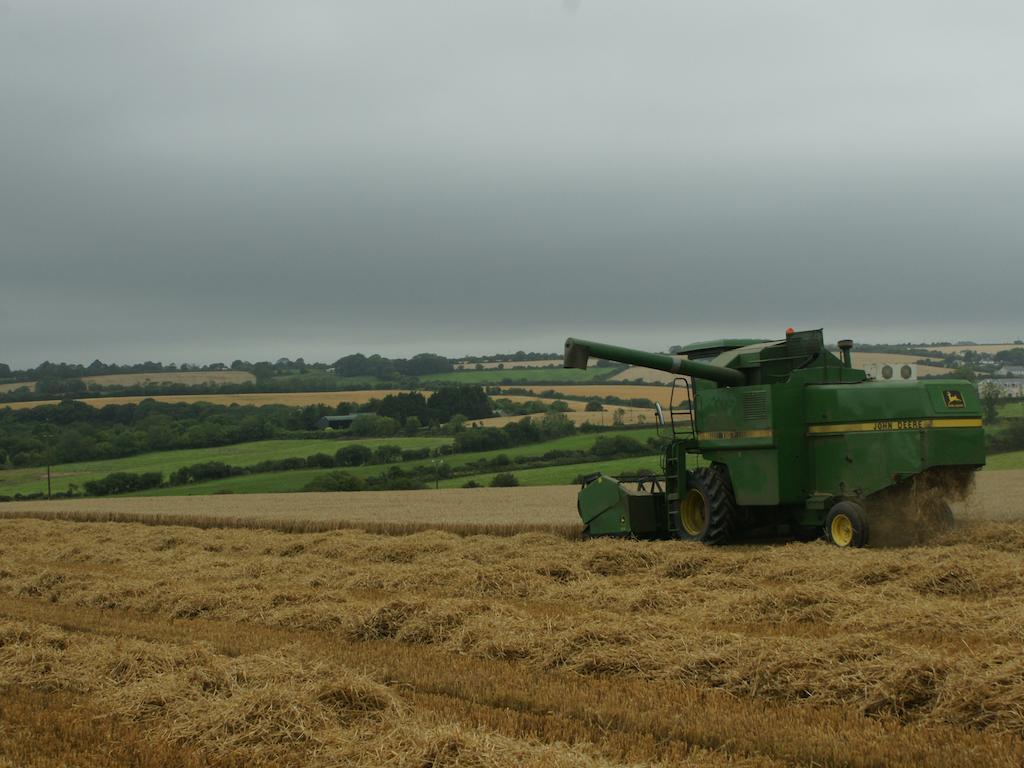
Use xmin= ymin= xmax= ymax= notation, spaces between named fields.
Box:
xmin=2 ymin=1 xmax=1023 ymax=367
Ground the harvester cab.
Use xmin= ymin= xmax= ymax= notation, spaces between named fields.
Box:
xmin=567 ymin=330 xmax=985 ymax=547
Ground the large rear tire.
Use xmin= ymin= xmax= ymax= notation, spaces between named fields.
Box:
xmin=676 ymin=465 xmax=738 ymax=545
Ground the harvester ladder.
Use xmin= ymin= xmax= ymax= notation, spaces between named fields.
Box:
xmin=669 ymin=377 xmax=695 ymax=439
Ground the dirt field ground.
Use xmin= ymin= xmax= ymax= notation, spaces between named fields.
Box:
xmin=1 ymin=474 xmax=1022 ymax=766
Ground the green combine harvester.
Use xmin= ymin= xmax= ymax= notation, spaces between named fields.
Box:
xmin=568 ymin=329 xmax=985 ymax=547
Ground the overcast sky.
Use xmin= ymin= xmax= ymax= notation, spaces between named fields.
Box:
xmin=2 ymin=1 xmax=1023 ymax=368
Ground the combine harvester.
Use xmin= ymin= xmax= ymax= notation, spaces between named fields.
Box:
xmin=567 ymin=329 xmax=985 ymax=547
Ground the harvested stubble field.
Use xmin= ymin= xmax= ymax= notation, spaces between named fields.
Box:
xmin=1 ymin=475 xmax=1023 ymax=766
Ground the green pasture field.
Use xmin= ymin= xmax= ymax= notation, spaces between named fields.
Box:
xmin=0 ymin=436 xmax=452 ymax=497
xmin=985 ymin=450 xmax=1024 ymax=471
xmin=997 ymin=402 xmax=1024 ymax=418
xmin=130 ymin=428 xmax=663 ymax=496
xmin=435 ymin=454 xmax=697 ymax=488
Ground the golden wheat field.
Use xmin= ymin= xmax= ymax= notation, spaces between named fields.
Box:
xmin=1 ymin=475 xmax=1023 ymax=766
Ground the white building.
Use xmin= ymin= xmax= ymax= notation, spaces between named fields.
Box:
xmin=987 ymin=378 xmax=1024 ymax=397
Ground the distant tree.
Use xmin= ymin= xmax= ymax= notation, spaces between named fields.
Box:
xmin=333 ymin=353 xmax=395 ymax=379
xmin=375 ymin=392 xmax=430 ymax=423
xmin=306 ymin=452 xmax=336 ymax=468
xmin=584 ymin=400 xmax=605 ymax=412
xmin=85 ymin=471 xmax=163 ymax=496
xmin=35 ymin=378 xmax=87 ymax=396
xmin=590 ymin=435 xmax=644 ymax=457
xmin=335 ymin=444 xmax=373 ymax=467
xmin=304 ymin=471 xmax=365 ymax=492
xmin=490 ymin=472 xmax=519 ymax=487
xmin=538 ymin=412 xmax=574 ymax=439
xmin=428 ymin=385 xmax=492 ymax=421
xmin=349 ymin=415 xmax=399 ymax=437
xmin=952 ymin=366 xmax=977 ymax=382
xmin=613 ymin=408 xmax=626 ymax=426
xmin=398 ymin=353 xmax=452 ymax=376
xmin=252 ymin=362 xmax=275 ymax=380
xmin=994 ymin=348 xmax=1024 ymax=367
xmin=0 ymin=363 xmax=10 ymax=378
xmin=980 ymin=382 xmax=1002 ymax=424
xmin=373 ymin=444 xmax=403 ymax=464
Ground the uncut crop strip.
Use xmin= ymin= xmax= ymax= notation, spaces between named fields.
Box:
xmin=0 ymin=486 xmax=582 ymax=530
xmin=0 ymin=508 xmax=581 ymax=539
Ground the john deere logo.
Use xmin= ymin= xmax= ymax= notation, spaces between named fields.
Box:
xmin=943 ymin=390 xmax=965 ymax=408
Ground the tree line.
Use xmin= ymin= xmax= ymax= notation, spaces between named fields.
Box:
xmin=67 ymin=423 xmax=657 ymax=499
xmin=0 ymin=385 xmax=493 ymax=468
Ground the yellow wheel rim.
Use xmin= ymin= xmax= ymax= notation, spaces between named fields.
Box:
xmin=681 ymin=489 xmax=707 ymax=536
xmin=831 ymin=513 xmax=854 ymax=547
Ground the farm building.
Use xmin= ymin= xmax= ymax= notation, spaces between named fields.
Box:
xmin=315 ymin=414 xmax=372 ymax=430
xmin=996 ymin=366 xmax=1024 ymax=377
xmin=988 ymin=378 xmax=1024 ymax=397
